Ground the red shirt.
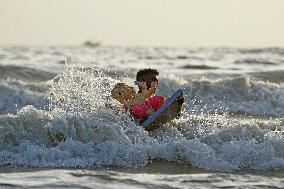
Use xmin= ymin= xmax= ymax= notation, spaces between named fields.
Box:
xmin=130 ymin=96 xmax=165 ymax=118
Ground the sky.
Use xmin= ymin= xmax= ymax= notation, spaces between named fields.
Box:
xmin=0 ymin=0 xmax=284 ymax=47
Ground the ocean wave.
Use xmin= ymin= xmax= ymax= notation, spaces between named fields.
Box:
xmin=0 ymin=105 xmax=283 ymax=171
xmin=1 ymin=44 xmax=284 ymax=173
xmin=0 ymin=65 xmax=56 ymax=81
xmin=234 ymin=58 xmax=278 ymax=65
xmin=0 ymin=67 xmax=283 ymax=172
xmin=185 ymin=77 xmax=284 ymax=117
xmin=179 ymin=64 xmax=219 ymax=70
xmin=0 ymin=80 xmax=49 ymax=114
xmin=237 ymin=48 xmax=284 ymax=54
xmin=249 ymin=70 xmax=284 ymax=83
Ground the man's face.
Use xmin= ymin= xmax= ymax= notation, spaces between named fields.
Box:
xmin=138 ymin=74 xmax=158 ymax=93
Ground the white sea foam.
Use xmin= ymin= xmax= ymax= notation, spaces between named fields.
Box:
xmin=0 ymin=80 xmax=48 ymax=113
xmin=0 ymin=105 xmax=283 ymax=171
xmin=185 ymin=76 xmax=284 ymax=116
xmin=0 ymin=66 xmax=283 ymax=172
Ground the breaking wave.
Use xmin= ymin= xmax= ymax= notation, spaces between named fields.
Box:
xmin=0 ymin=67 xmax=283 ymax=172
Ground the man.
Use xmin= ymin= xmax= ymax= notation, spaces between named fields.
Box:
xmin=135 ymin=68 xmax=184 ymax=118
xmin=135 ymin=68 xmax=159 ymax=99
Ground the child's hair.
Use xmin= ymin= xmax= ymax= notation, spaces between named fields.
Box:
xmin=111 ymin=83 xmax=127 ymax=99
xmin=111 ymin=82 xmax=136 ymax=101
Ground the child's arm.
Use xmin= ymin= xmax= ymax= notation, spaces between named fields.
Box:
xmin=123 ymin=93 xmax=144 ymax=110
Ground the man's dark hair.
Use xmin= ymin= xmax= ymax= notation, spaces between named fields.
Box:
xmin=136 ymin=68 xmax=159 ymax=92
xmin=136 ymin=68 xmax=159 ymax=82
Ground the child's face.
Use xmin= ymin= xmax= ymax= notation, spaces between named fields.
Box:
xmin=115 ymin=85 xmax=136 ymax=103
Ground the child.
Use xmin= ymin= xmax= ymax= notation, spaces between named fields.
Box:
xmin=111 ymin=83 xmax=144 ymax=110
xmin=111 ymin=82 xmax=165 ymax=119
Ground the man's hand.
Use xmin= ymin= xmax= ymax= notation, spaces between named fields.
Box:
xmin=177 ymin=96 xmax=184 ymax=105
xmin=150 ymin=81 xmax=158 ymax=93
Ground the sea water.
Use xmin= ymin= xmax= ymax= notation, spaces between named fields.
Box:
xmin=0 ymin=46 xmax=283 ymax=188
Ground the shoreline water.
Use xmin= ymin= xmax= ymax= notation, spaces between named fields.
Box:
xmin=0 ymin=163 xmax=283 ymax=189
xmin=1 ymin=161 xmax=283 ymax=178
